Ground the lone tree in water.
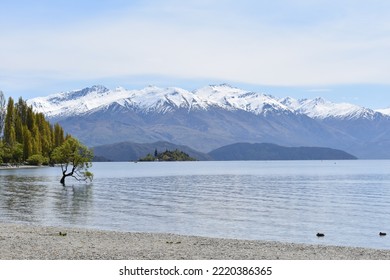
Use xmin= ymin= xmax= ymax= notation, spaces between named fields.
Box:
xmin=51 ymin=137 xmax=93 ymax=185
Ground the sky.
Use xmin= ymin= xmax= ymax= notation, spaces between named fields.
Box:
xmin=1 ymin=0 xmax=390 ymax=108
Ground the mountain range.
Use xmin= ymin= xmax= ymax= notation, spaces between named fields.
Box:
xmin=26 ymin=84 xmax=390 ymax=159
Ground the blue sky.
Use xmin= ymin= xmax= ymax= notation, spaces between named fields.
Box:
xmin=1 ymin=0 xmax=390 ymax=108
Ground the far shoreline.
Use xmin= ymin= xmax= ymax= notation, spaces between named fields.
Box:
xmin=0 ymin=164 xmax=48 ymax=170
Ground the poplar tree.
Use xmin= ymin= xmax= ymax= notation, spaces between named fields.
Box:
xmin=54 ymin=123 xmax=65 ymax=147
xmin=15 ymin=115 xmax=23 ymax=143
xmin=3 ymin=97 xmax=16 ymax=147
xmin=22 ymin=126 xmax=33 ymax=159
xmin=0 ymin=91 xmax=6 ymax=135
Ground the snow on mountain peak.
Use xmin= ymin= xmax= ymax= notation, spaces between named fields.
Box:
xmin=28 ymin=85 xmax=211 ymax=117
xmin=27 ymin=84 xmax=384 ymax=121
xmin=280 ymin=96 xmax=378 ymax=120
xmin=376 ymin=107 xmax=390 ymax=116
xmin=27 ymin=85 xmax=113 ymax=118
xmin=191 ymin=85 xmax=292 ymax=115
xmin=130 ymin=86 xmax=204 ymax=112
xmin=279 ymin=96 xmax=301 ymax=109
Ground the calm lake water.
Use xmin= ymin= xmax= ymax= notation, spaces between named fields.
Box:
xmin=1 ymin=160 xmax=390 ymax=249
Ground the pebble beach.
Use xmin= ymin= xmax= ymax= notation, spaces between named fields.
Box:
xmin=1 ymin=223 xmax=390 ymax=260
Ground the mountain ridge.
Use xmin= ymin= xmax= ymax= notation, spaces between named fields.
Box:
xmin=26 ymin=84 xmax=390 ymax=159
xmin=27 ymin=84 xmax=389 ymax=120
xmin=92 ymin=141 xmax=357 ymax=161
xmin=209 ymin=142 xmax=357 ymax=161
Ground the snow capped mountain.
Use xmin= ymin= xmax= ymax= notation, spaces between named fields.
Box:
xmin=27 ymin=84 xmax=296 ymax=119
xmin=280 ymin=96 xmax=380 ymax=120
xmin=28 ymin=83 xmax=383 ymax=121
xmin=133 ymin=86 xmax=207 ymax=113
xmin=194 ymin=84 xmax=293 ymax=115
xmin=28 ymin=85 xmax=201 ymax=117
xmin=28 ymin=85 xmax=113 ymax=118
xmin=26 ymin=84 xmax=390 ymax=159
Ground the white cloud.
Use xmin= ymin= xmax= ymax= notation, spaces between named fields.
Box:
xmin=2 ymin=0 xmax=390 ymax=91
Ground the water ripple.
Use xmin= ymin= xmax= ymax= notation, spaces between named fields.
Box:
xmin=1 ymin=161 xmax=390 ymax=249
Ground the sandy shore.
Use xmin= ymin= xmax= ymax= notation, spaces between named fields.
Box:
xmin=1 ymin=223 xmax=389 ymax=260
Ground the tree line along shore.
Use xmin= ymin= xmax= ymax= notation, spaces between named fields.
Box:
xmin=0 ymin=91 xmax=93 ymax=184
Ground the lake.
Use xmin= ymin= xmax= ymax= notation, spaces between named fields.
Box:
xmin=1 ymin=160 xmax=390 ymax=249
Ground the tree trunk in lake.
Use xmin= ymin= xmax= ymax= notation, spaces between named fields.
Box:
xmin=60 ymin=168 xmax=74 ymax=185
xmin=60 ymin=175 xmax=66 ymax=185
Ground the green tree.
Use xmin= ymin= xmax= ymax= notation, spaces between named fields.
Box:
xmin=0 ymin=95 xmax=68 ymax=165
xmin=0 ymin=142 xmax=5 ymax=163
xmin=36 ymin=113 xmax=52 ymax=157
xmin=10 ymin=143 xmax=23 ymax=165
xmin=139 ymin=153 xmax=156 ymax=161
xmin=26 ymin=154 xmax=49 ymax=166
xmin=3 ymin=97 xmax=16 ymax=147
xmin=51 ymin=137 xmax=94 ymax=185
xmin=53 ymin=123 xmax=65 ymax=147
xmin=22 ymin=126 xmax=33 ymax=159
xmin=26 ymin=106 xmax=35 ymax=131
xmin=0 ymin=91 xmax=6 ymax=135
xmin=14 ymin=115 xmax=23 ymax=143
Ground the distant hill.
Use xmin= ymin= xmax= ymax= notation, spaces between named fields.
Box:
xmin=93 ymin=141 xmax=357 ymax=161
xmin=208 ymin=143 xmax=357 ymax=160
xmin=92 ymin=141 xmax=212 ymax=161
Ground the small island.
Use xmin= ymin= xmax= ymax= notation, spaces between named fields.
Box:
xmin=139 ymin=149 xmax=196 ymax=161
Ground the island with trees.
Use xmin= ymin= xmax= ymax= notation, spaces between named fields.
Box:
xmin=139 ymin=149 xmax=196 ymax=161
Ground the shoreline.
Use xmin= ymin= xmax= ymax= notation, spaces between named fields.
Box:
xmin=0 ymin=164 xmax=46 ymax=170
xmin=1 ymin=223 xmax=390 ymax=260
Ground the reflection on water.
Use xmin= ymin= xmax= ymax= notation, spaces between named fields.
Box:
xmin=1 ymin=175 xmax=47 ymax=223
xmin=54 ymin=184 xmax=93 ymax=224
xmin=1 ymin=161 xmax=390 ymax=249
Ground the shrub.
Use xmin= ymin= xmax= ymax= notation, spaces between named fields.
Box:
xmin=26 ymin=154 xmax=49 ymax=166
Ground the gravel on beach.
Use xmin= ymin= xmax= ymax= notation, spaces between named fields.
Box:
xmin=1 ymin=223 xmax=389 ymax=260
